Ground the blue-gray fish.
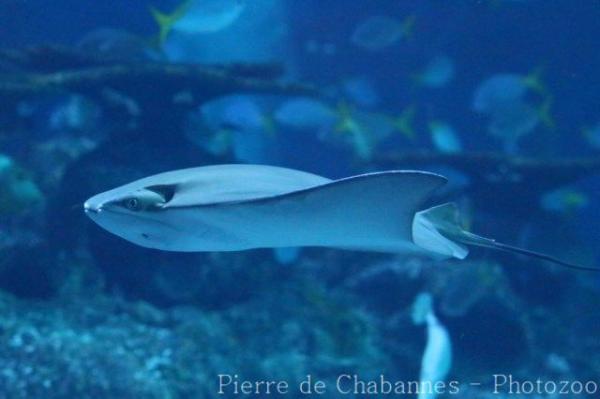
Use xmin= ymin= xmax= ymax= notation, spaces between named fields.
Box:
xmin=84 ymin=164 xmax=595 ymax=271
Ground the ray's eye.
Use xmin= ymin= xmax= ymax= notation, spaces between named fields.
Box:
xmin=125 ymin=197 xmax=141 ymax=211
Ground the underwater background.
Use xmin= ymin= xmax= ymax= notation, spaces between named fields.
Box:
xmin=1 ymin=0 xmax=600 ymax=398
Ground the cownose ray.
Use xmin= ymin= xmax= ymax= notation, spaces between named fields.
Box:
xmin=83 ymin=164 xmax=597 ymax=271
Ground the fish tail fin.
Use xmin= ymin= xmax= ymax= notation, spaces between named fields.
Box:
xmin=261 ymin=113 xmax=278 ymax=137
xmin=537 ymin=95 xmax=555 ymax=130
xmin=334 ymin=101 xmax=355 ymax=133
xmin=349 ymin=124 xmax=373 ymax=160
xmin=581 ymin=126 xmax=598 ymax=147
xmin=401 ymin=15 xmax=417 ymax=39
xmin=581 ymin=126 xmax=590 ymax=139
xmin=393 ymin=105 xmax=417 ymax=140
xmin=524 ymin=66 xmax=547 ymax=96
xmin=428 ymin=120 xmax=442 ymax=132
xmin=141 ymin=34 xmax=165 ymax=56
xmin=150 ymin=1 xmax=189 ymax=45
xmin=332 ymin=103 xmax=373 ymax=159
xmin=150 ymin=6 xmax=173 ymax=45
xmin=413 ymin=202 xmax=600 ymax=272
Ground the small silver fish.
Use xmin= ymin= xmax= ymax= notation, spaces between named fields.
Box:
xmin=84 ymin=164 xmax=596 ymax=271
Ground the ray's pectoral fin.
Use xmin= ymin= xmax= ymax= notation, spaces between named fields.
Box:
xmin=413 ymin=203 xmax=600 ymax=272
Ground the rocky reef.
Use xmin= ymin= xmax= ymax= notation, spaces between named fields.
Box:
xmin=1 ymin=251 xmax=598 ymax=398
xmin=0 ymin=275 xmax=390 ymax=399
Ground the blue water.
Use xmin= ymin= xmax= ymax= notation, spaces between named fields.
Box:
xmin=0 ymin=1 xmax=599 ymax=398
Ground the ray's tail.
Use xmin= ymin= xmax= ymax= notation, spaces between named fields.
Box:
xmin=413 ymin=203 xmax=600 ymax=272
xmin=480 ymin=240 xmax=599 ymax=272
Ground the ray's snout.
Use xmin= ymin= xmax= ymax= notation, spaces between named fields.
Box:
xmin=83 ymin=200 xmax=102 ymax=214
